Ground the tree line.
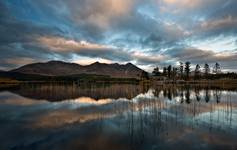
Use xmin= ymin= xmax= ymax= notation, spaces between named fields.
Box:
xmin=152 ymin=62 xmax=237 ymax=80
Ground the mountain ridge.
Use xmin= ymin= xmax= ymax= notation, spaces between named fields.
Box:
xmin=10 ymin=61 xmax=145 ymax=79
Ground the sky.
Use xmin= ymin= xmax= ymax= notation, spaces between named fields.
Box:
xmin=0 ymin=0 xmax=237 ymax=72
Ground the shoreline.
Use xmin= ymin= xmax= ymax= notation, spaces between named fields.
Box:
xmin=1 ymin=79 xmax=237 ymax=85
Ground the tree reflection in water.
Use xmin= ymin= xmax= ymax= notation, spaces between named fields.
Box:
xmin=124 ymin=85 xmax=236 ymax=150
xmin=0 ymin=83 xmax=236 ymax=150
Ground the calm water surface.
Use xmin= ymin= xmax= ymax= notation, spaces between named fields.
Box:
xmin=0 ymin=83 xmax=237 ymax=150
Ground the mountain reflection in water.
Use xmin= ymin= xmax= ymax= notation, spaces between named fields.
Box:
xmin=0 ymin=83 xmax=236 ymax=150
xmin=6 ymin=83 xmax=149 ymax=101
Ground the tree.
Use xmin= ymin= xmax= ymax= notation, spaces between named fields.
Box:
xmin=194 ymin=64 xmax=201 ymax=80
xmin=213 ymin=62 xmax=221 ymax=74
xmin=204 ymin=63 xmax=210 ymax=79
xmin=185 ymin=61 xmax=191 ymax=80
xmin=179 ymin=62 xmax=184 ymax=79
xmin=172 ymin=67 xmax=178 ymax=80
xmin=152 ymin=67 xmax=160 ymax=76
xmin=167 ymin=65 xmax=172 ymax=79
xmin=163 ymin=67 xmax=167 ymax=77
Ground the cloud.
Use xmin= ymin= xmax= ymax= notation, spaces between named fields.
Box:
xmin=0 ymin=1 xmax=64 ymax=45
xmin=162 ymin=0 xmax=202 ymax=8
xmin=0 ymin=0 xmax=237 ymax=72
xmin=37 ymin=36 xmax=132 ymax=61
xmin=68 ymin=0 xmax=135 ymax=29
xmin=0 ymin=42 xmax=56 ymax=70
xmin=3 ymin=57 xmax=36 ymax=67
xmin=38 ymin=36 xmax=168 ymax=66
xmin=72 ymin=57 xmax=113 ymax=66
xmin=187 ymin=35 xmax=237 ymax=52
xmin=200 ymin=15 xmax=237 ymax=32
xmin=132 ymin=51 xmax=168 ymax=65
xmin=167 ymin=47 xmax=237 ymax=69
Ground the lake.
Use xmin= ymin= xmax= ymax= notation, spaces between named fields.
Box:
xmin=0 ymin=83 xmax=237 ymax=150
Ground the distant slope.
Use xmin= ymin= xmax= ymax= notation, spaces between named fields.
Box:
xmin=11 ymin=61 xmax=83 ymax=76
xmin=10 ymin=61 xmax=144 ymax=79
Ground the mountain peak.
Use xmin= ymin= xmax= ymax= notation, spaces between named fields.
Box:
xmin=89 ymin=61 xmax=112 ymax=67
xmin=47 ymin=60 xmax=69 ymax=64
xmin=125 ymin=63 xmax=138 ymax=68
xmin=126 ymin=62 xmax=134 ymax=66
xmin=91 ymin=61 xmax=101 ymax=65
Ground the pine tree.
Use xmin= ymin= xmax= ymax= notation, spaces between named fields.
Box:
xmin=213 ymin=62 xmax=221 ymax=74
xmin=172 ymin=67 xmax=178 ymax=80
xmin=179 ymin=62 xmax=184 ymax=79
xmin=167 ymin=65 xmax=172 ymax=79
xmin=185 ymin=61 xmax=191 ymax=80
xmin=194 ymin=64 xmax=201 ymax=80
xmin=204 ymin=63 xmax=210 ymax=79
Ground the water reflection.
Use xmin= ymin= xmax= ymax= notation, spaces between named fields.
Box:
xmin=0 ymin=84 xmax=236 ymax=150
xmin=3 ymin=83 xmax=150 ymax=101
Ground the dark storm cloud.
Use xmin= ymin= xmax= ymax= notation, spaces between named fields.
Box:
xmin=0 ymin=0 xmax=237 ymax=71
xmin=0 ymin=1 xmax=64 ymax=43
xmin=0 ymin=1 xmax=70 ymax=69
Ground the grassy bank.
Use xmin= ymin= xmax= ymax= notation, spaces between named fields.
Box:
xmin=0 ymin=72 xmax=140 ymax=85
xmin=151 ymin=79 xmax=237 ymax=90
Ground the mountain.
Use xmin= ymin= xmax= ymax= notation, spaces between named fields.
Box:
xmin=10 ymin=61 xmax=145 ymax=79
xmin=11 ymin=61 xmax=83 ymax=76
